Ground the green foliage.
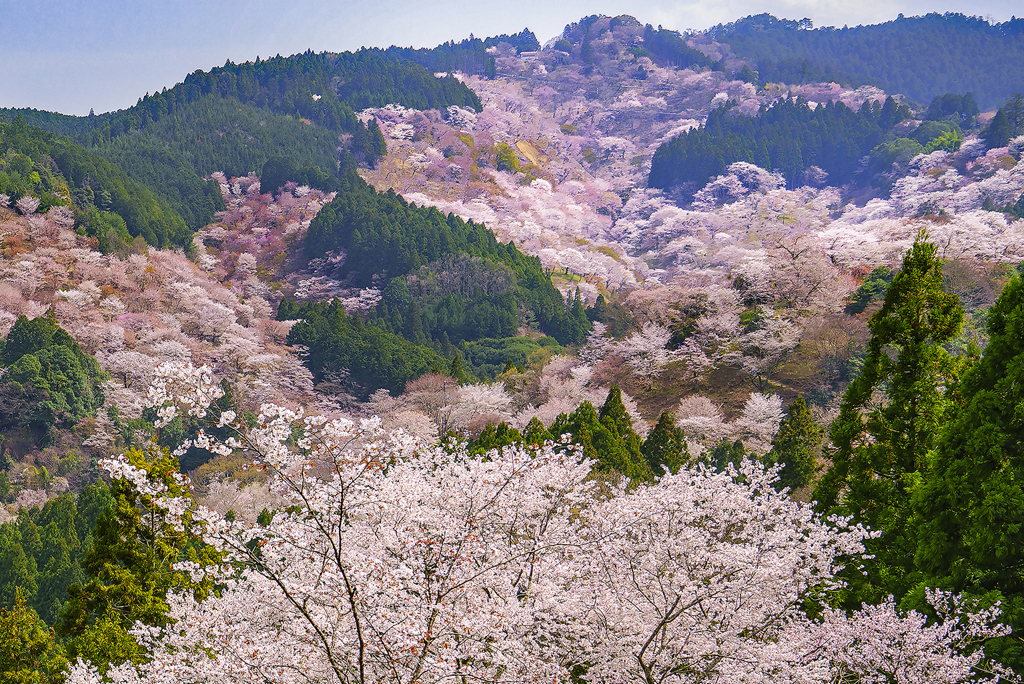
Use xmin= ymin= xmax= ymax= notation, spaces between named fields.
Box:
xmin=866 ymin=137 xmax=925 ymax=187
xmin=642 ymin=412 xmax=689 ymax=476
xmin=548 ymin=388 xmax=653 ymax=482
xmin=0 ymin=316 xmax=107 ymax=435
xmin=922 ymin=129 xmax=963 ymax=154
xmin=983 ymin=108 xmax=1012 ymax=150
xmin=460 ymin=336 xmax=560 ymax=381
xmin=6 ymin=51 xmax=480 ymax=162
xmin=470 ymin=422 xmax=524 ymax=455
xmin=639 ymin=24 xmax=715 ymax=69
xmin=912 ymin=273 xmax=1024 ymax=670
xmin=924 ymin=92 xmax=979 ymax=126
xmin=0 ymin=117 xmax=190 ymax=248
xmin=846 ymin=266 xmax=895 ymax=314
xmin=281 ymin=299 xmax=445 ymax=397
xmin=703 ymin=439 xmax=749 ymax=474
xmin=0 ymin=589 xmax=67 ymax=684
xmin=379 ymin=29 xmax=539 ymax=77
xmin=649 ymin=96 xmax=909 ymax=195
xmin=765 ymin=396 xmax=822 ymax=490
xmin=709 ymin=13 xmax=1024 ymax=110
xmin=304 ymin=173 xmax=589 ymax=345
xmin=57 ymin=445 xmax=217 ymax=671
xmin=494 ymin=143 xmax=521 ymax=173
xmin=813 ymin=234 xmax=964 ymax=605
xmin=0 ymin=483 xmax=115 ymax=630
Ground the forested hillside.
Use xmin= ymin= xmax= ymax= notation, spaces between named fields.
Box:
xmin=709 ymin=13 xmax=1024 ymax=109
xmin=649 ymin=95 xmax=911 ymax=194
xmin=2 ymin=50 xmax=481 ymax=235
xmin=0 ymin=117 xmax=194 ymax=247
xmin=3 ymin=10 xmax=1024 ymax=684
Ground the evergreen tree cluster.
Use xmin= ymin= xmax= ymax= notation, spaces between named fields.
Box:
xmin=0 ymin=316 xmax=108 ymax=439
xmin=473 ymin=387 xmax=690 ymax=482
xmin=0 ymin=447 xmax=218 ymax=677
xmin=649 ymin=96 xmax=910 ymax=195
xmin=3 ymin=48 xmax=482 ymax=239
xmin=634 ymin=23 xmax=715 ymax=69
xmin=805 ymin=233 xmax=1024 ymax=670
xmin=379 ymin=29 xmax=540 ymax=77
xmin=278 ymin=298 xmax=445 ymax=396
xmin=981 ymin=93 xmax=1024 ymax=150
xmin=0 ymin=486 xmax=111 ymax=626
xmin=708 ymin=13 xmax=1024 ymax=110
xmin=304 ymin=172 xmax=591 ymax=345
xmin=0 ymin=117 xmax=193 ymax=248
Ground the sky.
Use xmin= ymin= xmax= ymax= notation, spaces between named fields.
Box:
xmin=1 ymin=0 xmax=1019 ymax=116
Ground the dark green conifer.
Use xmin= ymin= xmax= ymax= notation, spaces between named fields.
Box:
xmin=912 ymin=273 xmax=1024 ymax=670
xmin=766 ymin=396 xmax=822 ymax=491
xmin=523 ymin=417 xmax=552 ymax=445
xmin=813 ymin=233 xmax=964 ymax=605
xmin=642 ymin=412 xmax=689 ymax=476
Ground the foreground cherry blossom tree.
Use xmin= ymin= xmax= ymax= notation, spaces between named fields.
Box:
xmin=65 ymin=363 xmax=1014 ymax=684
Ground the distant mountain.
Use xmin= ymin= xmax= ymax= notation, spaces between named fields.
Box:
xmin=709 ymin=13 xmax=1024 ymax=110
xmin=2 ymin=50 xmax=482 ymax=234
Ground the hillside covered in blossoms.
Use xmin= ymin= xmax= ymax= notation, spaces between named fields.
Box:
xmin=2 ymin=10 xmax=1024 ymax=684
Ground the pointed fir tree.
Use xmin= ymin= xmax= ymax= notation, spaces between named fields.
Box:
xmin=766 ymin=396 xmax=822 ymax=491
xmin=598 ymin=386 xmax=632 ymax=437
xmin=642 ymin=412 xmax=689 ymax=476
xmin=812 ymin=233 xmax=964 ymax=606
xmin=57 ymin=445 xmax=218 ymax=671
xmin=983 ymin=108 xmax=1011 ymax=149
xmin=449 ymin=352 xmax=467 ymax=384
xmin=912 ymin=273 xmax=1024 ymax=670
xmin=523 ymin=417 xmax=552 ymax=446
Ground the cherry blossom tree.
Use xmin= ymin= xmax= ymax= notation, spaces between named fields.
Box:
xmin=16 ymin=195 xmax=40 ymax=216
xmin=62 ymin=363 xmax=1014 ymax=684
xmin=614 ymin=322 xmax=672 ymax=389
xmin=733 ymin=392 xmax=784 ymax=455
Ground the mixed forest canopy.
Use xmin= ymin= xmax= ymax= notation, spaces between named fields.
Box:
xmin=709 ymin=13 xmax=1024 ymax=110
xmin=0 ymin=117 xmax=194 ymax=248
xmin=3 ymin=9 xmax=1024 ymax=684
xmin=277 ymin=170 xmax=591 ymax=394
xmin=378 ymin=29 xmax=541 ymax=76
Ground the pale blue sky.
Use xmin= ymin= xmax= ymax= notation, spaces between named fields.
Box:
xmin=1 ymin=0 xmax=1019 ymax=116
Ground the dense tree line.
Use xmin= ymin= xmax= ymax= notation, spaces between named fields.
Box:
xmin=3 ymin=49 xmax=482 ymax=236
xmin=4 ymin=50 xmax=479 ymax=153
xmin=708 ymin=13 xmax=1024 ymax=109
xmin=305 ymin=172 xmax=591 ymax=345
xmin=379 ymin=29 xmax=540 ymax=77
xmin=472 ymin=387 xmax=663 ymax=481
xmin=0 ymin=485 xmax=111 ymax=625
xmin=649 ymin=95 xmax=910 ymax=194
xmin=0 ymin=117 xmax=192 ymax=247
xmin=635 ymin=23 xmax=715 ymax=69
xmin=0 ymin=445 xmax=218 ymax=680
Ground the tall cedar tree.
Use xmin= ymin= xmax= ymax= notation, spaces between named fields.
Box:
xmin=767 ymin=396 xmax=822 ymax=491
xmin=913 ymin=273 xmax=1024 ymax=670
xmin=549 ymin=388 xmax=653 ymax=482
xmin=642 ymin=412 xmax=689 ymax=476
xmin=812 ymin=233 xmax=964 ymax=606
